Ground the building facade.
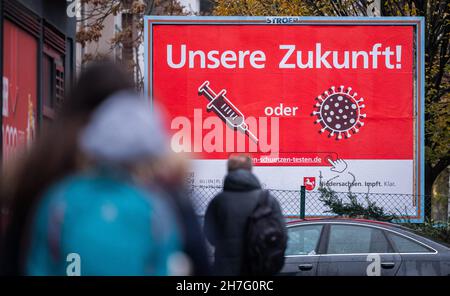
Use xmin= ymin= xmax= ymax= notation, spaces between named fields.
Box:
xmin=0 ymin=0 xmax=76 ymax=165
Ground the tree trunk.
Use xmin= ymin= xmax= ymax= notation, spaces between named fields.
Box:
xmin=424 ymin=166 xmax=433 ymax=220
xmin=448 ymin=172 xmax=450 ymax=219
xmin=121 ymin=0 xmax=134 ymax=76
xmin=425 ymin=154 xmax=450 ymax=219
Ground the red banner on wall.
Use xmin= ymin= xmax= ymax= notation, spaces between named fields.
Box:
xmin=2 ymin=20 xmax=38 ymax=164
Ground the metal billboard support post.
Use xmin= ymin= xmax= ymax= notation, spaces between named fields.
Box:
xmin=300 ymin=186 xmax=306 ymax=220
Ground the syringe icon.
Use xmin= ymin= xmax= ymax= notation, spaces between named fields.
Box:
xmin=198 ymin=81 xmax=259 ymax=143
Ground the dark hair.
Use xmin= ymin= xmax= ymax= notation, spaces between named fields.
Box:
xmin=62 ymin=60 xmax=134 ymax=118
xmin=0 ymin=60 xmax=134 ymax=275
xmin=227 ymin=154 xmax=253 ymax=172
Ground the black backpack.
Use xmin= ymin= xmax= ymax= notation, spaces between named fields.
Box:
xmin=242 ymin=190 xmax=287 ymax=275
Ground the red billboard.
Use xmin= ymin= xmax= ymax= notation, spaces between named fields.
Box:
xmin=2 ymin=20 xmax=38 ymax=166
xmin=145 ymin=17 xmax=425 ymax=221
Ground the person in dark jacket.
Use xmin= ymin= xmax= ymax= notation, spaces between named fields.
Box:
xmin=148 ymin=155 xmax=212 ymax=275
xmin=203 ymin=155 xmax=284 ymax=275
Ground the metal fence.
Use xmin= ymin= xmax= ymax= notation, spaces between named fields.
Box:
xmin=189 ymin=185 xmax=434 ymax=223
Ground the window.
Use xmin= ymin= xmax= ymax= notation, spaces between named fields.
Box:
xmin=386 ymin=232 xmax=433 ymax=253
xmin=42 ymin=47 xmax=64 ymax=121
xmin=327 ymin=225 xmax=391 ymax=254
xmin=285 ymin=224 xmax=323 ymax=256
xmin=42 ymin=24 xmax=66 ymax=123
xmin=43 ymin=54 xmax=55 ymax=108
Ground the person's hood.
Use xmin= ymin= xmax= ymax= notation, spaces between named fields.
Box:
xmin=223 ymin=169 xmax=261 ymax=192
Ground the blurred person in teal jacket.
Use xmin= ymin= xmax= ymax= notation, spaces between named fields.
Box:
xmin=1 ymin=61 xmax=135 ymax=275
xmin=25 ymin=92 xmax=184 ymax=276
xmin=27 ymin=172 xmax=181 ymax=276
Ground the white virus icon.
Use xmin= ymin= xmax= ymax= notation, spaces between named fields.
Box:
xmin=312 ymin=85 xmax=366 ymax=140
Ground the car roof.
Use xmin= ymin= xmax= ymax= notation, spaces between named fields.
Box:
xmin=287 ymin=217 xmax=396 ymax=227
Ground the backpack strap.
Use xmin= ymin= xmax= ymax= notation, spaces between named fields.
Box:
xmin=252 ymin=189 xmax=272 ymax=219
xmin=259 ymin=189 xmax=270 ymax=206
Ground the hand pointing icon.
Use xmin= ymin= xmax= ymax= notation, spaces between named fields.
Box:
xmin=327 ymin=157 xmax=348 ymax=173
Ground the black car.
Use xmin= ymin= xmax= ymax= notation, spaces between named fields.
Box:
xmin=281 ymin=218 xmax=450 ymax=276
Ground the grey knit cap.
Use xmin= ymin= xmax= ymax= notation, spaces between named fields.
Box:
xmin=79 ymin=91 xmax=168 ymax=164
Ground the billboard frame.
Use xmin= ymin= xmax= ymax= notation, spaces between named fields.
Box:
xmin=144 ymin=16 xmax=425 ymax=222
